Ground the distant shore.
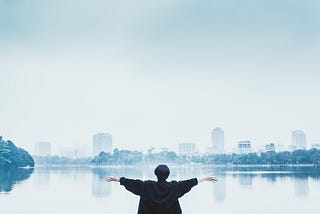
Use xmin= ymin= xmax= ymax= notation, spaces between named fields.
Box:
xmin=33 ymin=163 xmax=320 ymax=169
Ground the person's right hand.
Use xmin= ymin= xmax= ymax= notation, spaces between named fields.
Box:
xmin=105 ymin=175 xmax=120 ymax=182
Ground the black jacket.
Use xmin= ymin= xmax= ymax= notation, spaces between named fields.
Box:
xmin=120 ymin=177 xmax=198 ymax=214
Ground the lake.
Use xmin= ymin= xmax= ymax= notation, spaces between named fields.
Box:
xmin=1 ymin=165 xmax=319 ymax=214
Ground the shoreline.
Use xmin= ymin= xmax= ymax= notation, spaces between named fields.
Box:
xmin=32 ymin=163 xmax=320 ymax=169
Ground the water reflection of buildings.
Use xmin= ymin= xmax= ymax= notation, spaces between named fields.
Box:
xmin=34 ymin=170 xmax=51 ymax=186
xmin=238 ymin=174 xmax=253 ymax=189
xmin=294 ymin=178 xmax=309 ymax=198
xmin=213 ymin=175 xmax=226 ymax=202
xmin=92 ymin=172 xmax=111 ymax=198
xmin=261 ymin=173 xmax=277 ymax=183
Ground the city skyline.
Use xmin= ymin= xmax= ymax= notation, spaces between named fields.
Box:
xmin=19 ymin=128 xmax=318 ymax=156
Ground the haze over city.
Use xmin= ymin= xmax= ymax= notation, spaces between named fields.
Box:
xmin=1 ymin=0 xmax=320 ymax=153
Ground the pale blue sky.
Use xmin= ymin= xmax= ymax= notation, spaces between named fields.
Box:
xmin=1 ymin=0 xmax=320 ymax=153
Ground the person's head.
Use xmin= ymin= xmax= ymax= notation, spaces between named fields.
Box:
xmin=154 ymin=164 xmax=170 ymax=181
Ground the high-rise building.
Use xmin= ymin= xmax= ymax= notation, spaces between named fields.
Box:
xmin=34 ymin=141 xmax=51 ymax=156
xmin=92 ymin=133 xmax=112 ymax=157
xmin=237 ymin=141 xmax=252 ymax=154
xmin=212 ymin=128 xmax=225 ymax=154
xmin=292 ymin=130 xmax=306 ymax=150
xmin=178 ymin=143 xmax=196 ymax=155
xmin=265 ymin=143 xmax=276 ymax=152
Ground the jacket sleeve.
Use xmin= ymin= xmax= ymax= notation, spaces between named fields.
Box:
xmin=120 ymin=177 xmax=144 ymax=196
xmin=177 ymin=178 xmax=198 ymax=198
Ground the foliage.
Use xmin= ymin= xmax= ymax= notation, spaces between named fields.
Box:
xmin=91 ymin=149 xmax=143 ymax=165
xmin=199 ymin=149 xmax=320 ymax=165
xmin=90 ymin=148 xmax=320 ymax=166
xmin=29 ymin=146 xmax=320 ymax=166
xmin=0 ymin=138 xmax=34 ymax=168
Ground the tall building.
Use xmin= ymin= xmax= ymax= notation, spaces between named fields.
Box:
xmin=211 ymin=128 xmax=225 ymax=154
xmin=239 ymin=174 xmax=253 ymax=189
xmin=178 ymin=143 xmax=196 ymax=155
xmin=292 ymin=130 xmax=306 ymax=150
xmin=34 ymin=141 xmax=51 ymax=156
xmin=265 ymin=143 xmax=275 ymax=152
xmin=92 ymin=133 xmax=112 ymax=157
xmin=237 ymin=141 xmax=252 ymax=154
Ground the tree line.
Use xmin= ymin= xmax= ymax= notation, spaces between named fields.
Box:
xmin=90 ymin=148 xmax=320 ymax=166
xmin=32 ymin=148 xmax=320 ymax=166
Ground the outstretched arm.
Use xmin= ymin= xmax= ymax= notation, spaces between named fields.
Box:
xmin=197 ymin=175 xmax=218 ymax=183
xmin=105 ymin=175 xmax=144 ymax=196
xmin=177 ymin=178 xmax=198 ymax=198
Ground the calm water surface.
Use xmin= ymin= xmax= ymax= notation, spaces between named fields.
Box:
xmin=1 ymin=166 xmax=319 ymax=214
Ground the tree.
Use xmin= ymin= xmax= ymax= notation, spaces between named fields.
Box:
xmin=0 ymin=138 xmax=34 ymax=168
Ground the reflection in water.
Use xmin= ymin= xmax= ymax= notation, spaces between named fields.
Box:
xmin=238 ymin=174 xmax=253 ymax=189
xmin=261 ymin=173 xmax=277 ymax=183
xmin=91 ymin=168 xmax=111 ymax=198
xmin=221 ymin=165 xmax=319 ymax=197
xmin=213 ymin=175 xmax=226 ymax=202
xmin=1 ymin=166 xmax=320 ymax=214
xmin=174 ymin=167 xmax=202 ymax=180
xmin=294 ymin=177 xmax=309 ymax=198
xmin=0 ymin=167 xmax=34 ymax=193
xmin=33 ymin=170 xmax=50 ymax=186
xmin=90 ymin=166 xmax=145 ymax=198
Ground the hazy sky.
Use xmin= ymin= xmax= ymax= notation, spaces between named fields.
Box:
xmin=1 ymin=0 xmax=320 ymax=153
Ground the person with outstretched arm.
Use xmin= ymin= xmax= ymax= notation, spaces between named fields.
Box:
xmin=105 ymin=164 xmax=218 ymax=214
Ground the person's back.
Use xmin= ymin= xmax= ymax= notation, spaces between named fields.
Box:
xmin=106 ymin=164 xmax=217 ymax=214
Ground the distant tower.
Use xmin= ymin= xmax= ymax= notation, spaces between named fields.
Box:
xmin=92 ymin=133 xmax=112 ymax=157
xmin=292 ymin=130 xmax=306 ymax=150
xmin=212 ymin=128 xmax=225 ymax=154
xmin=34 ymin=142 xmax=51 ymax=156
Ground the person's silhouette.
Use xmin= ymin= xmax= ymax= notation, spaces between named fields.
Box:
xmin=106 ymin=164 xmax=217 ymax=214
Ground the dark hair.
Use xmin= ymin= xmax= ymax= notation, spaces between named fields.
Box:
xmin=154 ymin=164 xmax=170 ymax=181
